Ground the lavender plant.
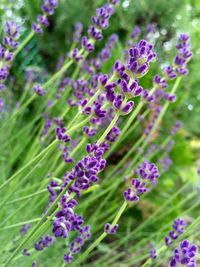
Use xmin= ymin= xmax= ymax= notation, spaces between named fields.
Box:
xmin=0 ymin=0 xmax=199 ymax=267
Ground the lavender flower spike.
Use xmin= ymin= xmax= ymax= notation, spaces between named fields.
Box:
xmin=169 ymin=240 xmax=198 ymax=267
xmin=104 ymin=223 xmax=119 ymax=234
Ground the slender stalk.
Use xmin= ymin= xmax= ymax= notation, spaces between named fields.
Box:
xmin=13 ymin=31 xmax=35 ymax=59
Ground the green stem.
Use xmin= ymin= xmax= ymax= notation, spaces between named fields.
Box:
xmin=0 ymin=218 xmax=40 ymax=231
xmin=13 ymin=31 xmax=35 ymax=59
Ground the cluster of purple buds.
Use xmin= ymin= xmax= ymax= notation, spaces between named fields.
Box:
xmin=32 ymin=0 xmax=58 ymax=34
xmin=106 ymin=126 xmax=120 ymax=143
xmin=33 ymin=84 xmax=46 ymax=96
xmin=124 ymin=178 xmax=147 ymax=202
xmin=62 ymin=146 xmax=74 ymax=163
xmin=149 ymin=243 xmax=157 ymax=259
xmin=88 ymin=1 xmax=118 ymax=41
xmin=34 ymin=235 xmax=54 ymax=251
xmin=170 ymin=120 xmax=182 ymax=135
xmin=121 ymin=79 xmax=143 ymax=99
xmin=63 ymin=225 xmax=91 ymax=263
xmin=174 ymin=34 xmax=192 ymax=76
xmin=153 ymin=75 xmax=167 ymax=89
xmin=159 ymin=156 xmax=173 ymax=172
xmin=126 ymin=40 xmax=156 ymax=78
xmin=83 ymin=126 xmax=97 ymax=137
xmin=82 ymin=36 xmax=94 ymax=53
xmin=131 ymin=26 xmax=141 ymax=40
xmin=170 ymin=240 xmax=198 ymax=267
xmin=124 ymin=161 xmax=160 ymax=202
xmin=51 ymin=193 xmax=91 ymax=264
xmin=3 ymin=21 xmax=20 ymax=49
xmin=47 ymin=179 xmax=61 ymax=203
xmin=71 ymin=48 xmax=84 ymax=62
xmin=139 ymin=160 xmax=160 ymax=183
xmin=104 ymin=223 xmax=118 ymax=234
xmin=20 ymin=224 xmax=32 ymax=235
xmin=165 ymin=218 xmax=187 ymax=246
xmin=55 ymin=127 xmax=70 ymax=143
xmin=41 ymin=117 xmax=52 ymax=138
xmin=0 ymin=21 xmax=20 ymax=92
xmin=73 ymin=22 xmax=83 ymax=43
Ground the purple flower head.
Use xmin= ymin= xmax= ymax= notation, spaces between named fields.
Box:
xmin=64 ymin=253 xmax=73 ymax=264
xmin=92 ymin=4 xmax=114 ymax=29
xmin=82 ymin=36 xmax=94 ymax=53
xmin=32 ymin=23 xmax=43 ymax=34
xmin=121 ymin=79 xmax=143 ymax=98
xmin=73 ymin=22 xmax=83 ymax=42
xmin=55 ymin=127 xmax=70 ymax=143
xmin=124 ymin=178 xmax=148 ymax=202
xmin=33 ymin=84 xmax=46 ymax=96
xmin=127 ymin=40 xmax=156 ymax=78
xmin=32 ymin=0 xmax=58 ymax=34
xmin=153 ymin=75 xmax=167 ymax=88
xmin=165 ymin=218 xmax=187 ymax=246
xmin=52 ymin=216 xmax=71 ymax=238
xmin=41 ymin=0 xmax=58 ymax=15
xmin=3 ymin=21 xmax=20 ymax=48
xmin=79 ymin=225 xmax=91 ymax=241
xmin=5 ymin=21 xmax=20 ymax=39
xmin=174 ymin=34 xmax=192 ymax=76
xmin=20 ymin=224 xmax=31 ymax=235
xmin=163 ymin=66 xmax=177 ymax=80
xmin=37 ymin=15 xmax=49 ymax=27
xmin=88 ymin=26 xmax=103 ymax=41
xmin=169 ymin=240 xmax=198 ymax=267
xmin=35 ymin=235 xmax=54 ymax=251
xmin=104 ymin=223 xmax=118 ymax=234
xmin=149 ymin=243 xmax=157 ymax=259
xmin=146 ymin=23 xmax=156 ymax=34
xmin=71 ymin=48 xmax=84 ymax=62
xmin=139 ymin=160 xmax=160 ymax=183
xmin=106 ymin=126 xmax=120 ymax=143
xmin=170 ymin=120 xmax=182 ymax=135
xmin=70 ymin=236 xmax=84 ymax=254
xmin=131 ymin=26 xmax=141 ymax=39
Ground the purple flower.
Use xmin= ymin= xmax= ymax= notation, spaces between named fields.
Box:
xmin=149 ymin=243 xmax=157 ymax=259
xmin=55 ymin=127 xmax=70 ymax=143
xmin=139 ymin=160 xmax=160 ymax=183
xmin=33 ymin=84 xmax=46 ymax=96
xmin=127 ymin=40 xmax=156 ymax=78
xmin=174 ymin=34 xmax=192 ymax=76
xmin=35 ymin=235 xmax=54 ymax=251
xmin=73 ymin=22 xmax=83 ymax=43
xmin=64 ymin=253 xmax=73 ymax=264
xmin=52 ymin=216 xmax=71 ymax=238
xmin=104 ymin=223 xmax=119 ymax=234
xmin=106 ymin=126 xmax=120 ymax=143
xmin=169 ymin=240 xmax=198 ymax=267
xmin=124 ymin=178 xmax=148 ymax=202
xmin=131 ymin=26 xmax=141 ymax=39
xmin=165 ymin=218 xmax=187 ymax=246
xmin=82 ymin=36 xmax=94 ymax=53
xmin=20 ymin=224 xmax=31 ymax=235
xmin=32 ymin=0 xmax=58 ymax=34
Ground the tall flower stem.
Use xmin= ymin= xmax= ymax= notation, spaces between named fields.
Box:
xmin=13 ymin=31 xmax=35 ymax=59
